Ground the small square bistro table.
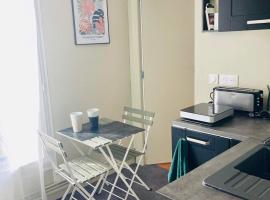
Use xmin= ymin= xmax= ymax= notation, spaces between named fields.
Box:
xmin=57 ymin=118 xmax=145 ymax=200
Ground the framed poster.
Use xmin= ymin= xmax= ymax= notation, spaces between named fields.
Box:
xmin=71 ymin=0 xmax=110 ymax=45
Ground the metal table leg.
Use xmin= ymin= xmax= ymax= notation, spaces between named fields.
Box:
xmin=98 ymin=135 xmax=140 ymax=200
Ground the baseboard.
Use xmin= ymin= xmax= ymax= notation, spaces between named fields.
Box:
xmin=16 ymin=181 xmax=67 ymax=200
xmin=46 ymin=181 xmax=69 ymax=200
xmin=158 ymin=162 xmax=171 ymax=170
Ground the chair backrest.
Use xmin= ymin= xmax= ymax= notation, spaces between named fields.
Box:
xmin=39 ymin=131 xmax=65 ymax=157
xmin=38 ymin=131 xmax=75 ymax=181
xmin=122 ymin=106 xmax=155 ymax=126
xmin=122 ymin=106 xmax=155 ymax=152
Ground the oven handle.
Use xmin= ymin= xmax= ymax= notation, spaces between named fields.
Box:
xmin=186 ymin=137 xmax=210 ymax=146
xmin=247 ymin=19 xmax=270 ymax=25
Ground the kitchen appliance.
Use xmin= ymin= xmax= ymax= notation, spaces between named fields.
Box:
xmin=213 ymin=87 xmax=263 ymax=116
xmin=180 ymin=103 xmax=234 ymax=125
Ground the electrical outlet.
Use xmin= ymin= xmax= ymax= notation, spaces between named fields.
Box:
xmin=219 ymin=74 xmax=239 ymax=86
xmin=208 ymin=74 xmax=219 ymax=84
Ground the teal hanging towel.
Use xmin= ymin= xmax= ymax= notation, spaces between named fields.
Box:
xmin=168 ymin=138 xmax=188 ymax=183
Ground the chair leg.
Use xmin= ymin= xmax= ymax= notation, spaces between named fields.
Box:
xmin=105 ymin=138 xmax=140 ymax=200
xmin=99 ymin=141 xmax=140 ymax=200
xmin=69 ymin=174 xmax=106 ymax=200
xmin=98 ymin=171 xmax=109 ymax=194
xmin=124 ymin=157 xmax=151 ymax=192
xmin=133 ymin=172 xmax=151 ymax=190
xmin=69 ymin=188 xmax=76 ymax=200
xmin=75 ymin=183 xmax=93 ymax=200
xmin=89 ymin=174 xmax=105 ymax=198
xmin=61 ymin=184 xmax=73 ymax=200
xmin=124 ymin=163 xmax=142 ymax=200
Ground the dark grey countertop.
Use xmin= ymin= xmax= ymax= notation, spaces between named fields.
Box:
xmin=158 ymin=113 xmax=270 ymax=200
xmin=172 ymin=113 xmax=270 ymax=141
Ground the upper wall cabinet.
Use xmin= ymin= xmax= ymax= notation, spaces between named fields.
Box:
xmin=203 ymin=0 xmax=270 ymax=32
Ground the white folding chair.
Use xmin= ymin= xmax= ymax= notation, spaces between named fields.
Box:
xmin=99 ymin=106 xmax=155 ymax=200
xmin=38 ymin=131 xmax=109 ymax=200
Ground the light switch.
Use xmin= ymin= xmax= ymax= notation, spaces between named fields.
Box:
xmin=208 ymin=74 xmax=219 ymax=84
xmin=219 ymin=74 xmax=239 ymax=86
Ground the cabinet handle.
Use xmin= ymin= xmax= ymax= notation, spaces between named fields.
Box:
xmin=247 ymin=19 xmax=270 ymax=25
xmin=186 ymin=137 xmax=210 ymax=146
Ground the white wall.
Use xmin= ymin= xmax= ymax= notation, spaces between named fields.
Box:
xmin=195 ymin=0 xmax=270 ymax=103
xmin=141 ymin=0 xmax=195 ymax=164
xmin=40 ymin=0 xmax=131 ymax=138
xmin=40 ymin=0 xmax=194 ymax=166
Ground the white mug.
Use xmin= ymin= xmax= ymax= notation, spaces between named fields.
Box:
xmin=70 ymin=112 xmax=83 ymax=133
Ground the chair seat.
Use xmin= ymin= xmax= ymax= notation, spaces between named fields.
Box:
xmin=59 ymin=156 xmax=110 ymax=183
xmin=108 ymin=144 xmax=144 ymax=163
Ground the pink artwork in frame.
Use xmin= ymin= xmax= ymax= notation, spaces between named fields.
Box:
xmin=72 ymin=0 xmax=110 ymax=44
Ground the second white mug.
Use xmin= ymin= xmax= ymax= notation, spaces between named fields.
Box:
xmin=70 ymin=112 xmax=83 ymax=133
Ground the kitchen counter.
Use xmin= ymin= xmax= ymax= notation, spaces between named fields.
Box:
xmin=172 ymin=113 xmax=270 ymax=142
xmin=158 ymin=113 xmax=270 ymax=200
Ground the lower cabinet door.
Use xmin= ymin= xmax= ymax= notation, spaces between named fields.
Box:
xmin=186 ymin=130 xmax=215 ymax=170
xmin=171 ymin=127 xmax=233 ymax=172
xmin=171 ymin=127 xmax=186 ymax=157
xmin=185 ymin=130 xmax=231 ymax=171
xmin=188 ymin=144 xmax=216 ymax=170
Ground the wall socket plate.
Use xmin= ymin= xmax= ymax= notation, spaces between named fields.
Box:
xmin=219 ymin=74 xmax=239 ymax=86
xmin=208 ymin=74 xmax=219 ymax=84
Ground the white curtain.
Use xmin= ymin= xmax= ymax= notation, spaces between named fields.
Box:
xmin=0 ymin=0 xmax=53 ymax=199
xmin=35 ymin=0 xmax=55 ymax=199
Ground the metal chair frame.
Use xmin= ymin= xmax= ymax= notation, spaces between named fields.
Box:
xmin=38 ymin=131 xmax=107 ymax=200
xmin=98 ymin=106 xmax=155 ymax=200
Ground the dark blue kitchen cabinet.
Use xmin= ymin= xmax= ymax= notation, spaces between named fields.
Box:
xmin=230 ymin=138 xmax=241 ymax=147
xmin=171 ymin=127 xmax=186 ymax=155
xmin=171 ymin=127 xmax=240 ymax=172
xmin=219 ymin=0 xmax=270 ymax=31
xmin=203 ymin=0 xmax=270 ymax=32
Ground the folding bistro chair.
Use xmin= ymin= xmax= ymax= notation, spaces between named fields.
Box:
xmin=99 ymin=106 xmax=155 ymax=199
xmin=38 ymin=131 xmax=109 ymax=200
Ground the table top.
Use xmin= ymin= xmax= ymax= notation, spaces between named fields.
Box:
xmin=57 ymin=118 xmax=144 ymax=148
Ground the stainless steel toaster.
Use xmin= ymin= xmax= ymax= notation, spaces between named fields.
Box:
xmin=213 ymin=87 xmax=263 ymax=114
